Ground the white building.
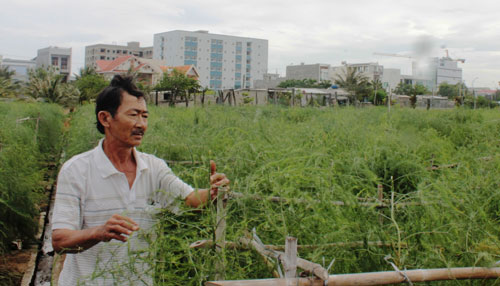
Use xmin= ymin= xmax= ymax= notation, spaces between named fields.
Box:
xmin=85 ymin=41 xmax=153 ymax=68
xmin=331 ymin=62 xmax=384 ymax=83
xmin=153 ymin=30 xmax=268 ymax=89
xmin=381 ymin=68 xmax=401 ymax=91
xmin=0 ymin=57 xmax=36 ymax=82
xmin=35 ymin=46 xmax=72 ymax=81
xmin=286 ymin=63 xmax=331 ymax=82
xmin=412 ymin=57 xmax=463 ymax=90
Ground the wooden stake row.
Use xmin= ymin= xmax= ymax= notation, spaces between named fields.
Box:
xmin=189 ymin=239 xmax=406 ymax=250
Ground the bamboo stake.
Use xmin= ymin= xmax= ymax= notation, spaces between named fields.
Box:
xmin=213 ymin=160 xmax=228 ymax=280
xmin=206 ymin=267 xmax=500 ymax=286
xmin=190 ymin=239 xmax=406 ymax=250
xmin=165 ymin=160 xmax=203 ymax=165
xmin=239 ymin=237 xmax=328 ymax=281
xmin=284 ymin=237 xmax=297 ymax=286
xmin=377 ymin=184 xmax=384 ymax=225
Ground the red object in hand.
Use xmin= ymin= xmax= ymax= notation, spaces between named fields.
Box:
xmin=210 ymin=160 xmax=218 ymax=200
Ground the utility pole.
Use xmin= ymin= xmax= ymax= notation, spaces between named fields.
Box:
xmin=472 ymin=77 xmax=478 ymax=109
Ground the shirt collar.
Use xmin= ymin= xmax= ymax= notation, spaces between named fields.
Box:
xmin=94 ymin=139 xmax=148 ymax=178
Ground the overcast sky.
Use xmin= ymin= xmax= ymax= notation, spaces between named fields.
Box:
xmin=1 ymin=0 xmax=499 ymax=88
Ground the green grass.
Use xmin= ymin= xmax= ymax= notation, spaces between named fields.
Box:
xmin=65 ymin=105 xmax=500 ymax=285
xmin=0 ymin=101 xmax=64 ymax=252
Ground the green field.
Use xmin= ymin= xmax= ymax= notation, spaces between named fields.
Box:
xmin=0 ymin=102 xmax=64 ymax=284
xmin=60 ymin=105 xmax=500 ymax=285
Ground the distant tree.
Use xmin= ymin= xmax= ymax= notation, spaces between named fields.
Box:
xmin=0 ymin=66 xmax=15 ymax=79
xmin=393 ymin=83 xmax=412 ymax=95
xmin=318 ymin=80 xmax=333 ymax=88
xmin=155 ymin=69 xmax=200 ymax=106
xmin=277 ymin=79 xmax=333 ymax=89
xmin=394 ymin=83 xmax=429 ymax=95
xmin=438 ymin=82 xmax=456 ymax=98
xmin=26 ymin=67 xmax=79 ymax=107
xmin=370 ymin=79 xmax=384 ymax=105
xmin=74 ymin=67 xmax=109 ymax=104
xmin=334 ymin=66 xmax=370 ymax=104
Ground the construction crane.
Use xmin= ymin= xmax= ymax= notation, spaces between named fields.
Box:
xmin=373 ymin=52 xmax=414 ymax=59
xmin=443 ymin=49 xmax=465 ymax=63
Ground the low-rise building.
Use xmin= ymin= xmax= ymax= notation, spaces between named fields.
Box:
xmin=253 ymin=73 xmax=287 ymax=88
xmin=0 ymin=57 xmax=36 ymax=82
xmin=85 ymin=42 xmax=153 ymax=69
xmin=331 ymin=62 xmax=384 ymax=82
xmin=95 ymin=55 xmax=165 ymax=85
xmin=35 ymin=46 xmax=72 ymax=81
xmin=95 ymin=55 xmax=199 ymax=86
xmin=286 ymin=63 xmax=331 ymax=82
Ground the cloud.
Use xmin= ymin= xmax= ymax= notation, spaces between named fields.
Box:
xmin=1 ymin=0 xmax=498 ymax=87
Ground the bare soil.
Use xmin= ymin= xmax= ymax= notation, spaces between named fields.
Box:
xmin=0 ymin=249 xmax=32 ymax=285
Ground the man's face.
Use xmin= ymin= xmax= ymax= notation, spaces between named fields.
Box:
xmin=106 ymin=92 xmax=148 ymax=148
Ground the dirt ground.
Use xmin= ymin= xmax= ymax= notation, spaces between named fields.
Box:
xmin=0 ymin=249 xmax=32 ymax=285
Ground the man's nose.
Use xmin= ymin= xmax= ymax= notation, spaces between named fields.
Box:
xmin=135 ymin=115 xmax=147 ymax=127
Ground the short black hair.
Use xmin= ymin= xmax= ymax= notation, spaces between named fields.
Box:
xmin=95 ymin=75 xmax=144 ymax=134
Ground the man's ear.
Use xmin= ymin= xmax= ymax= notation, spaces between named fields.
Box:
xmin=98 ymin=111 xmax=112 ymax=130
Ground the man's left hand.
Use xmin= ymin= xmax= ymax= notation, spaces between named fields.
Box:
xmin=209 ymin=160 xmax=230 ymax=200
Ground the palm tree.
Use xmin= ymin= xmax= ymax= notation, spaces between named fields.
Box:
xmin=0 ymin=67 xmax=21 ymax=98
xmin=26 ymin=67 xmax=79 ymax=106
xmin=334 ymin=66 xmax=369 ymax=104
xmin=371 ymin=79 xmax=383 ymax=105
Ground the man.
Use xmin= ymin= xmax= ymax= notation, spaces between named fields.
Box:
xmin=51 ymin=75 xmax=229 ymax=285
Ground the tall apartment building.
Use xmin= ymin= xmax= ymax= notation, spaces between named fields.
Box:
xmin=153 ymin=30 xmax=268 ymax=89
xmin=286 ymin=63 xmax=331 ymax=82
xmin=36 ymin=46 xmax=72 ymax=81
xmin=85 ymin=42 xmax=153 ymax=68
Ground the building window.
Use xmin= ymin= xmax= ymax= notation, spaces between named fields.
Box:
xmin=100 ymin=56 xmax=105 ymax=60
xmin=61 ymin=57 xmax=68 ymax=70
xmin=100 ymin=48 xmax=105 ymax=52
xmin=51 ymin=57 xmax=58 ymax=66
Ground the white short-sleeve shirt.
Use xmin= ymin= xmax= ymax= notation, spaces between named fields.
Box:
xmin=52 ymin=139 xmax=194 ymax=285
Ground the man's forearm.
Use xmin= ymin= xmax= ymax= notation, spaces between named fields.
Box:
xmin=52 ymin=228 xmax=101 ymax=254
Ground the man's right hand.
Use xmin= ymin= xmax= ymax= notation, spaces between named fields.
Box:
xmin=93 ymin=214 xmax=139 ymax=242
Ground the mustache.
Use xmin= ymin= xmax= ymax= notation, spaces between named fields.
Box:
xmin=131 ymin=129 xmax=145 ymax=136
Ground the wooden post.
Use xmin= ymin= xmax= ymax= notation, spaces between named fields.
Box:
xmin=284 ymin=237 xmax=297 ymax=286
xmin=155 ymin=90 xmax=158 ymax=106
xmin=256 ymin=90 xmax=258 ymax=105
xmin=377 ymin=184 xmax=384 ymax=225
xmin=292 ymin=89 xmax=295 ymax=107
xmin=34 ymin=114 xmax=40 ymax=145
xmin=215 ymin=188 xmax=227 ymax=280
